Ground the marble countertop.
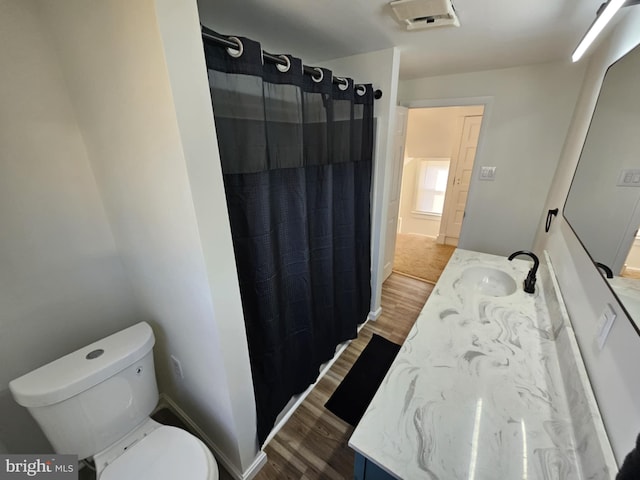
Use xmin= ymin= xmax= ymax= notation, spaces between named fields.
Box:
xmin=349 ymin=249 xmax=612 ymax=479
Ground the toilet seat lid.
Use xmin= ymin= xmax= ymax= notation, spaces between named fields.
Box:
xmin=100 ymin=426 xmax=217 ymax=480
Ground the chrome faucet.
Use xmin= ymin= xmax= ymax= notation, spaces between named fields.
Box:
xmin=508 ymin=250 xmax=539 ymax=294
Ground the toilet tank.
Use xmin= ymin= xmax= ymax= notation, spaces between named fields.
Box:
xmin=9 ymin=322 xmax=158 ymax=460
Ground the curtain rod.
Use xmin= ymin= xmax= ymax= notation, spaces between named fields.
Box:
xmin=201 ymin=27 xmax=383 ymax=100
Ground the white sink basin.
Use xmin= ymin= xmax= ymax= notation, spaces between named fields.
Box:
xmin=460 ymin=266 xmax=517 ymax=297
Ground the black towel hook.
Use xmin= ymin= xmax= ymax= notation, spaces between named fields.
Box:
xmin=545 ymin=208 xmax=559 ymax=233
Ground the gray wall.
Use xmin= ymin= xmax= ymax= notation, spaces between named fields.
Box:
xmin=536 ymin=7 xmax=640 ymax=464
xmin=0 ymin=0 xmax=263 ymax=476
xmin=39 ymin=0 xmax=262 ymax=475
xmin=0 ymin=0 xmax=141 ymax=452
xmin=563 ymin=45 xmax=640 ymax=273
xmin=398 ymin=61 xmax=586 ymax=256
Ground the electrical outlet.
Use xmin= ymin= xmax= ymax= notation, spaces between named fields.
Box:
xmin=596 ymin=303 xmax=617 ymax=350
xmin=170 ymin=355 xmax=184 ymax=379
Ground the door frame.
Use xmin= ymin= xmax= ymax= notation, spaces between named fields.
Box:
xmin=382 ymin=106 xmax=409 ymax=281
xmin=400 ymin=96 xmax=494 ymax=248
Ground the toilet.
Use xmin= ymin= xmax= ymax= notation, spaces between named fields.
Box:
xmin=8 ymin=322 xmax=219 ymax=480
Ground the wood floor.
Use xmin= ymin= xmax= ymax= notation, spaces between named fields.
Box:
xmin=393 ymin=234 xmax=455 ymax=284
xmin=253 ymin=273 xmax=433 ymax=480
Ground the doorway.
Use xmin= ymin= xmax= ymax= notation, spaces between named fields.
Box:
xmin=390 ymin=105 xmax=485 ymax=283
xmin=620 ymin=233 xmax=640 ymax=279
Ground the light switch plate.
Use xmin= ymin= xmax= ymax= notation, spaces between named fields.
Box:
xmin=479 ymin=166 xmax=496 ymax=181
xmin=617 ymin=169 xmax=640 ymax=187
xmin=596 ymin=303 xmax=617 ymax=350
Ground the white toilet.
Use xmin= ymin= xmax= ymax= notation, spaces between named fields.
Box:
xmin=9 ymin=322 xmax=219 ymax=480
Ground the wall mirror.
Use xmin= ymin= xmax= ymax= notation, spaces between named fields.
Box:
xmin=564 ymin=41 xmax=640 ymax=331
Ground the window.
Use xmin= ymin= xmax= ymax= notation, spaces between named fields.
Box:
xmin=414 ymin=158 xmax=450 ymax=216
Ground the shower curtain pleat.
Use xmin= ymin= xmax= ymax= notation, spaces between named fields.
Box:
xmin=204 ymin=31 xmax=374 ymax=444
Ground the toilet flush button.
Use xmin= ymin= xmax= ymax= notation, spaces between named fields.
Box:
xmin=86 ymin=349 xmax=105 ymax=360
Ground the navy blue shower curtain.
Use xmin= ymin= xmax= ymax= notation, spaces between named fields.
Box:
xmin=203 ymin=33 xmax=373 ymax=444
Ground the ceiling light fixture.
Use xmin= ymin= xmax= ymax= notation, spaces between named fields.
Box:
xmin=572 ymin=0 xmax=626 ymax=62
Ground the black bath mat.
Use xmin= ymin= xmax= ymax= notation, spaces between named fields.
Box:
xmin=325 ymin=333 xmax=401 ymax=426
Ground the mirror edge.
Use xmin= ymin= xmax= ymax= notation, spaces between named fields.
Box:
xmin=562 ymin=47 xmax=640 ymax=338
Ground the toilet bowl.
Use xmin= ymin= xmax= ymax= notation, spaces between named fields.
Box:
xmin=9 ymin=322 xmax=219 ymax=480
xmin=96 ymin=419 xmax=218 ymax=480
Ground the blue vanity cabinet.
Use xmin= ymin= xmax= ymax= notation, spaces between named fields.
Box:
xmin=354 ymin=453 xmax=396 ymax=480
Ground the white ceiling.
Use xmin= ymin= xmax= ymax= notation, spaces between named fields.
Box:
xmin=197 ymin=0 xmax=604 ymax=79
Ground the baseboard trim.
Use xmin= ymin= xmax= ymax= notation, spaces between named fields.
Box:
xmin=156 ymin=394 xmax=267 ymax=480
xmin=238 ymin=451 xmax=268 ymax=480
xmin=368 ymin=307 xmax=382 ymax=321
xmin=262 ymin=316 xmax=371 ymax=447
xmin=391 ymin=270 xmax=436 ymax=285
xmin=444 ymin=236 xmax=459 ymax=246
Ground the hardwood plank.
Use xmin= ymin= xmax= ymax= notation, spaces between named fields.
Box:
xmin=254 ymin=273 xmax=433 ymax=480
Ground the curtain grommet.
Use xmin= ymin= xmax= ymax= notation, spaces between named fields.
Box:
xmin=276 ymin=55 xmax=291 ymax=73
xmin=311 ymin=67 xmax=324 ymax=83
xmin=356 ymin=85 xmax=366 ymax=96
xmin=226 ymin=36 xmax=244 ymax=58
xmin=336 ymin=77 xmax=349 ymax=91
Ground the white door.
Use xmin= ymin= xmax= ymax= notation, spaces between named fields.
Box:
xmin=382 ymin=107 xmax=408 ymax=280
xmin=441 ymin=115 xmax=483 ymax=244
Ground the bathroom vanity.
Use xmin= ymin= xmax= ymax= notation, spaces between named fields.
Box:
xmin=349 ymin=249 xmax=616 ymax=479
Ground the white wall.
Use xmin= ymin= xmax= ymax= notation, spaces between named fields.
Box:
xmin=399 ymin=106 xmax=483 ymax=237
xmin=624 ymin=238 xmax=640 ymax=272
xmin=399 ymin=157 xmax=442 ymax=238
xmin=323 ymin=48 xmax=401 ymax=318
xmin=405 ymin=107 xmax=472 ymax=158
xmin=153 ymin=0 xmax=262 ymax=474
xmin=0 ymin=0 xmax=141 ymax=453
xmin=535 ymin=8 xmax=640 ymax=464
xmin=399 ymin=106 xmax=457 ymax=238
xmin=399 ymin=61 xmax=586 ymax=256
xmin=37 ymin=0 xmax=261 ymax=476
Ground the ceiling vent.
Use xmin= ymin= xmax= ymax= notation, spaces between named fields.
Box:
xmin=390 ymin=0 xmax=460 ymax=30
